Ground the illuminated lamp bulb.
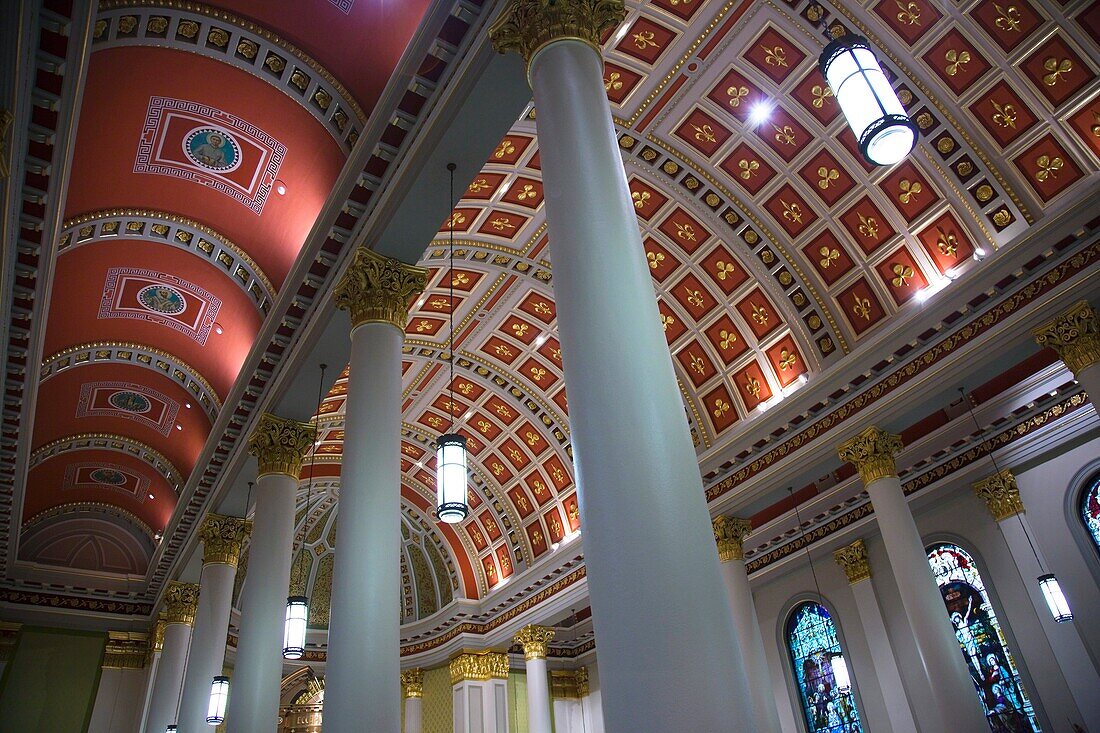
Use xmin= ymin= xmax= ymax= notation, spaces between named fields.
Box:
xmin=283 ymin=596 xmax=308 ymax=659
xmin=748 ymin=101 xmax=773 ymax=126
xmin=435 ymin=433 xmax=469 ymax=524
xmin=1038 ymin=574 xmax=1072 ymax=623
xmin=830 ymin=652 xmax=852 ymax=692
xmin=206 ymin=676 xmax=229 ymax=725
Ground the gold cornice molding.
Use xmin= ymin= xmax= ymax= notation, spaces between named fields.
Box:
xmin=837 ymin=426 xmax=903 ymax=485
xmin=449 ymin=650 xmax=509 ymax=684
xmin=401 ymin=668 xmax=424 ymax=699
xmin=712 ymin=515 xmax=752 ymax=562
xmin=248 ymin=413 xmax=316 ymax=477
xmin=199 ymin=513 xmax=250 ymax=566
xmin=489 ymin=0 xmax=626 ymax=73
xmin=833 ymin=539 xmax=871 ymax=584
xmin=1033 ymin=300 xmax=1099 ymax=377
xmin=513 ymin=624 xmax=555 ymax=661
xmin=162 ymin=581 xmax=200 ymax=625
xmin=972 ymin=469 xmax=1024 ymax=521
xmin=104 ymin=631 xmax=149 ymax=669
xmin=334 ymin=247 xmax=428 ymax=331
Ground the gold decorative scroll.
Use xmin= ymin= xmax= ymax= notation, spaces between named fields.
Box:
xmin=575 ymin=665 xmax=590 ymax=697
xmin=972 ymin=469 xmax=1024 ymax=521
xmin=833 ymin=539 xmax=871 ymax=584
xmin=489 ymin=0 xmax=626 ymax=70
xmin=247 ymin=413 xmax=316 ymax=477
xmin=334 ymin=246 xmax=428 ymax=330
xmin=1033 ymin=300 xmax=1100 ymax=376
xmin=401 ymin=668 xmax=424 ymax=698
xmin=837 ymin=426 xmax=903 ymax=485
xmin=513 ymin=624 xmax=555 ymax=661
xmin=712 ymin=515 xmax=752 ymax=562
xmin=104 ymin=631 xmax=149 ymax=669
xmin=449 ymin=650 xmax=509 ymax=684
xmin=163 ymin=581 xmax=201 ymax=626
xmin=199 ymin=513 xmax=250 ymax=567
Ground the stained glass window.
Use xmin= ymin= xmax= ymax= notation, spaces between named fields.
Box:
xmin=785 ymin=601 xmax=863 ymax=733
xmin=927 ymin=543 xmax=1040 ymax=733
xmin=1080 ymin=474 xmax=1100 ymax=553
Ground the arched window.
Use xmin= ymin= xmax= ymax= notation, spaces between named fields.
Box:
xmin=1079 ymin=473 xmax=1100 ymax=553
xmin=785 ymin=601 xmax=863 ymax=733
xmin=926 ymin=542 xmax=1040 ymax=732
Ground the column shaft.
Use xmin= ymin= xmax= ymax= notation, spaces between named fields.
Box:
xmin=404 ymin=696 xmax=423 ymax=733
xmin=144 ymin=623 xmax=190 ymax=733
xmin=866 ymin=475 xmax=988 ymax=730
xmin=226 ymin=472 xmax=298 ymax=732
xmin=525 ymin=656 xmax=552 ymax=733
xmin=526 ymin=38 xmax=751 ymax=731
xmin=719 ymin=557 xmax=782 ymax=731
xmin=178 ymin=562 xmax=236 ymax=732
xmin=848 ymin=578 xmax=919 ymax=733
xmin=323 ymin=323 xmax=404 ymax=733
xmin=1074 ymin=362 xmax=1100 ymax=408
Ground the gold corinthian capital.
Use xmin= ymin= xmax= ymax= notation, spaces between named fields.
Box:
xmin=489 ymin=0 xmax=626 ymax=69
xmin=199 ymin=513 xmax=250 ymax=567
xmin=837 ymin=426 xmax=903 ymax=485
xmin=247 ymin=413 xmax=316 ymax=478
xmin=334 ymin=246 xmax=428 ymax=331
xmin=449 ymin=650 xmax=509 ymax=684
xmin=972 ymin=469 xmax=1024 ymax=521
xmin=833 ymin=539 xmax=871 ymax=584
xmin=162 ymin=581 xmax=201 ymax=626
xmin=401 ymin=668 xmax=424 ymax=698
xmin=1033 ymin=300 xmax=1100 ymax=377
xmin=712 ymin=515 xmax=752 ymax=562
xmin=514 ymin=624 xmax=555 ymax=660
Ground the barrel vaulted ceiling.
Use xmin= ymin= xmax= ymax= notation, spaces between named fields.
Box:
xmin=3 ymin=0 xmax=1098 ymax=625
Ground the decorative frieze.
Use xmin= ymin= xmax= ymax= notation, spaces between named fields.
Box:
xmin=1033 ymin=299 xmax=1099 ymax=376
xmin=833 ymin=539 xmax=871 ymax=584
xmin=514 ymin=624 xmax=555 ymax=661
xmin=334 ymin=247 xmax=428 ymax=330
xmin=449 ymin=650 xmax=509 ymax=684
xmin=837 ymin=426 xmax=903 ymax=485
xmin=550 ymin=669 xmax=581 ymax=699
xmin=247 ymin=413 xmax=316 ymax=477
xmin=104 ymin=631 xmax=149 ymax=669
xmin=200 ymin=513 xmax=250 ymax=567
xmin=401 ymin=668 xmax=424 ymax=699
xmin=972 ymin=469 xmax=1024 ymax=521
xmin=489 ymin=0 xmax=626 ymax=66
xmin=162 ymin=581 xmax=200 ymax=626
xmin=712 ymin=515 xmax=752 ymax=562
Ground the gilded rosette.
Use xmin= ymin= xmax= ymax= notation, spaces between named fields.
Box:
xmin=712 ymin=515 xmax=752 ymax=562
xmin=334 ymin=247 xmax=428 ymax=330
xmin=200 ymin=513 xmax=250 ymax=567
xmin=248 ymin=412 xmax=316 ymax=477
xmin=514 ymin=624 xmax=555 ymax=661
xmin=449 ymin=650 xmax=509 ymax=684
xmin=1033 ymin=299 xmax=1099 ymax=376
xmin=972 ymin=469 xmax=1024 ymax=521
xmin=162 ymin=581 xmax=200 ymax=625
xmin=837 ymin=426 xmax=903 ymax=485
xmin=401 ymin=668 xmax=424 ymax=698
xmin=833 ymin=539 xmax=871 ymax=584
xmin=489 ymin=0 xmax=626 ymax=70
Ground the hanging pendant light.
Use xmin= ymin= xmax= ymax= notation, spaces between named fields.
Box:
xmin=206 ymin=676 xmax=230 ymax=725
xmin=283 ymin=364 xmax=327 ymax=659
xmin=166 ymin=727 xmax=178 ymax=733
xmin=959 ymin=388 xmax=1073 ymax=624
xmin=437 ymin=162 xmax=468 ymax=524
xmin=819 ymin=33 xmax=916 ymax=166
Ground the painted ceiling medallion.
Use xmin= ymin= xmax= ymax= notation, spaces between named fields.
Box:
xmin=89 ymin=468 xmax=127 ymax=485
xmin=137 ymin=284 xmax=187 ymax=316
xmin=108 ymin=390 xmax=152 ymax=414
xmin=183 ymin=127 xmax=242 ymax=173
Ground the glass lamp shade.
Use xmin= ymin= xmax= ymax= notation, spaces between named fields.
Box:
xmin=436 ymin=433 xmax=469 ymax=524
xmin=819 ymin=34 xmax=917 ymax=166
xmin=283 ymin=595 xmax=309 ymax=659
xmin=166 ymin=727 xmax=178 ymax=733
xmin=1038 ymin=574 xmax=1073 ymax=622
xmin=830 ymin=652 xmax=852 ymax=692
xmin=206 ymin=676 xmax=229 ymax=725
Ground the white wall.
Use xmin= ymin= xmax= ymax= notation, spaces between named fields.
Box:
xmin=88 ymin=666 xmax=150 ymax=733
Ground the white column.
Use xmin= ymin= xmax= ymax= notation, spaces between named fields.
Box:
xmin=226 ymin=414 xmax=315 ymax=733
xmin=550 ymin=669 xmax=585 ymax=733
xmin=713 ymin=516 xmax=783 ymax=732
xmin=1033 ymin=299 xmax=1100 ymax=412
xmin=178 ymin=515 xmax=248 ymax=733
xmin=144 ymin=583 xmax=199 ymax=733
xmin=402 ymin=669 xmax=424 ymax=733
xmin=514 ymin=625 xmax=554 ymax=733
xmin=489 ymin=7 xmax=754 ymax=730
xmin=834 ymin=539 xmax=919 ymax=733
xmin=451 ymin=652 xmax=509 ymax=733
xmin=838 ymin=427 xmax=988 ymax=731
xmin=138 ymin=618 xmax=164 ymax=733
xmin=325 ymin=249 xmax=428 ymax=733
xmin=577 ymin=667 xmax=604 ymax=733
xmin=974 ymin=470 xmax=1100 ymax=725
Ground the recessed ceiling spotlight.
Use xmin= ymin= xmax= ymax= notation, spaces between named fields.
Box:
xmin=185 ymin=402 xmax=192 ymax=409
xmin=973 ymin=246 xmax=987 ymax=262
xmin=534 ymin=333 xmax=549 ymax=348
xmin=915 ymin=287 xmax=931 ymax=303
xmin=274 ymin=179 xmax=287 ymax=196
xmin=214 ymin=323 xmax=224 ymax=335
xmin=175 ymin=424 xmax=183 ymax=431
xmin=748 ymin=101 xmax=773 ymax=126
xmin=148 ymin=492 xmax=155 ymax=500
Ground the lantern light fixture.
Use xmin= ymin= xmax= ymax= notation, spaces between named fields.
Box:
xmin=819 ymin=33 xmax=916 ymax=166
xmin=437 ymin=162 xmax=469 ymax=524
xmin=206 ymin=676 xmax=230 ymax=725
xmin=166 ymin=727 xmax=178 ymax=733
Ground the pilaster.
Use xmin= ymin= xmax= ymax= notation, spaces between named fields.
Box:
xmin=833 ymin=539 xmax=872 ymax=584
xmin=712 ymin=515 xmax=752 ymax=562
xmin=972 ymin=469 xmax=1024 ymax=521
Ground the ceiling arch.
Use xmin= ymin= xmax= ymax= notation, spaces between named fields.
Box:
xmin=20 ymin=502 xmax=156 ymax=575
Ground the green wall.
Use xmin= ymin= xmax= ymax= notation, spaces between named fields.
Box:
xmin=0 ymin=626 xmax=106 ymax=732
xmin=508 ymin=670 xmax=529 ymax=733
xmin=422 ymin=665 xmax=453 ymax=733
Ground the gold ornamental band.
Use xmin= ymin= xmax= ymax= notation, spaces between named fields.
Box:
xmin=449 ymin=650 xmax=509 ymax=684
